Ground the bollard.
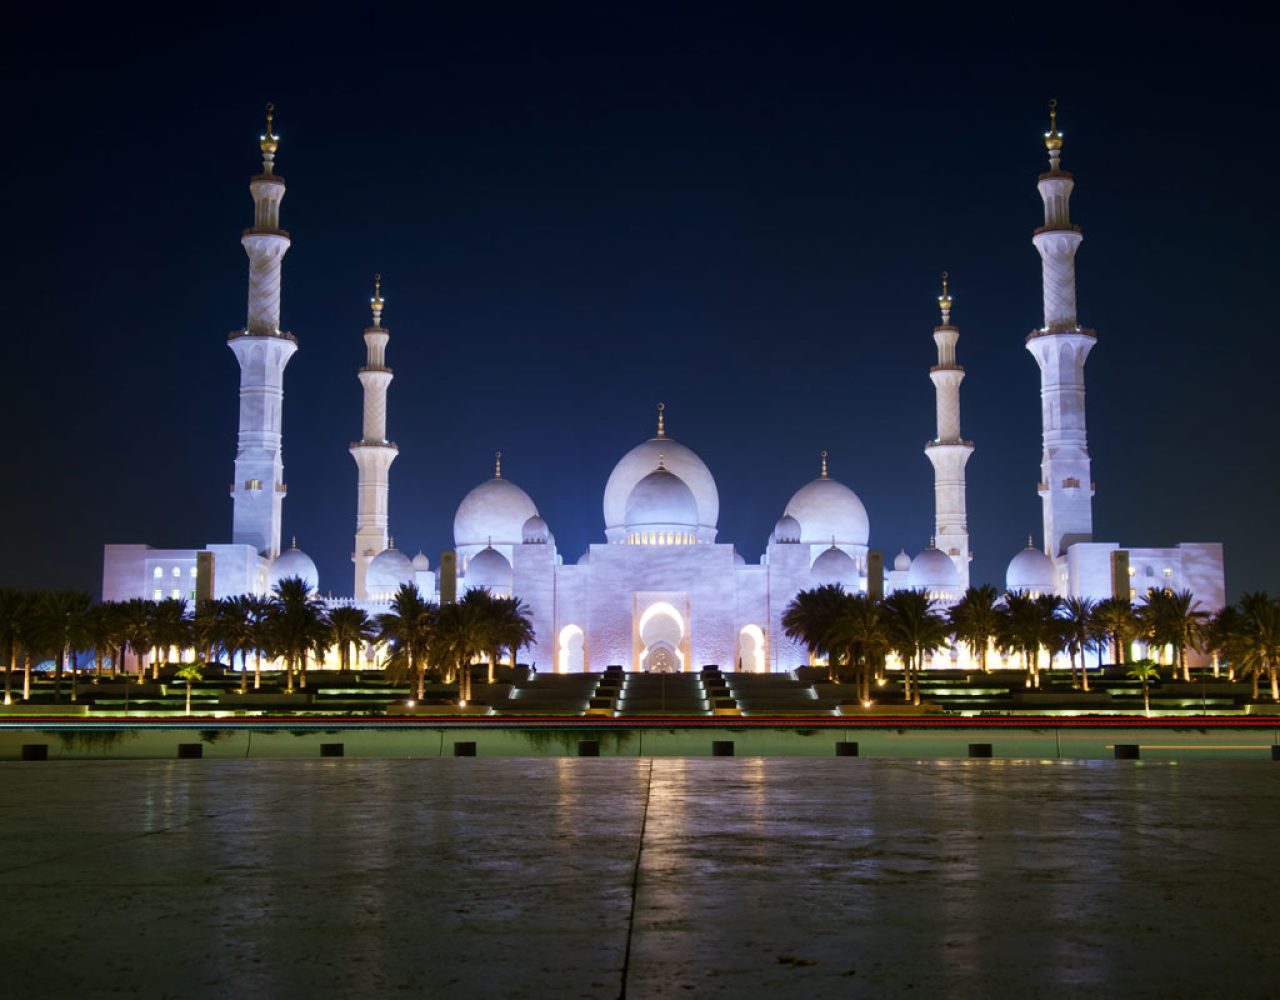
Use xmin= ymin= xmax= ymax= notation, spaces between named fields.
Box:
xmin=835 ymin=742 xmax=859 ymax=757
xmin=968 ymin=743 xmax=993 ymax=758
xmin=577 ymin=740 xmax=600 ymax=757
xmin=320 ymin=743 xmax=345 ymax=757
xmin=712 ymin=740 xmax=735 ymax=757
xmin=21 ymin=744 xmax=49 ymax=761
xmin=1114 ymin=744 xmax=1140 ymax=760
xmin=453 ymin=742 xmax=477 ymax=757
xmin=177 ymin=743 xmax=203 ymax=759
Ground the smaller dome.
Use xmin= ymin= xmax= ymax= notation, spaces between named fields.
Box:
xmin=268 ymin=539 xmax=319 ymax=592
xmin=773 ymin=514 xmax=801 ymax=544
xmin=1007 ymin=540 xmax=1055 ymax=595
xmin=367 ymin=545 xmax=415 ymax=597
xmin=466 ymin=546 xmax=513 ymax=592
xmin=908 ymin=545 xmax=961 ymax=592
xmin=894 ymin=549 xmax=912 ymax=572
xmin=411 ymin=551 xmax=430 ymax=571
xmin=624 ymin=463 xmax=699 ymax=534
xmin=811 ymin=545 xmax=856 ymax=585
xmin=522 ymin=515 xmax=550 ymax=544
xmin=733 ymin=550 xmax=746 ymax=565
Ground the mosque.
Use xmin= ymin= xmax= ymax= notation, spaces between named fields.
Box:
xmin=102 ymin=104 xmax=1226 ymax=672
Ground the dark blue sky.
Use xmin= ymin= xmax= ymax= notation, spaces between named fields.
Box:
xmin=4 ymin=6 xmax=1275 ymax=598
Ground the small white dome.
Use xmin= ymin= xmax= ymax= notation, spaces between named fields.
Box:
xmin=522 ymin=515 xmax=550 ymax=544
xmin=268 ymin=541 xmax=319 ymax=592
xmin=1006 ymin=541 xmax=1055 ymax=595
xmin=367 ymin=545 xmax=415 ymax=597
xmin=466 ymin=546 xmax=512 ymax=592
xmin=785 ymin=475 xmax=870 ymax=547
xmin=454 ymin=475 xmax=538 ymax=549
xmin=908 ymin=545 xmax=961 ymax=592
xmin=894 ymin=549 xmax=912 ymax=572
xmin=411 ymin=551 xmax=430 ymax=571
xmin=624 ymin=464 xmax=698 ymax=535
xmin=811 ymin=545 xmax=856 ymax=585
xmin=773 ymin=514 xmax=801 ymax=544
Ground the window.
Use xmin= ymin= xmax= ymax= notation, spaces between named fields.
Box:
xmin=1144 ymin=565 xmax=1154 ymax=578
xmin=171 ymin=588 xmax=181 ymax=599
xmin=153 ymin=567 xmax=163 ymax=579
xmin=172 ymin=567 xmax=181 ymax=578
xmin=1163 ymin=567 xmax=1173 ymax=578
xmin=190 ymin=567 xmax=199 ymax=578
xmin=152 ymin=589 xmax=163 ymax=600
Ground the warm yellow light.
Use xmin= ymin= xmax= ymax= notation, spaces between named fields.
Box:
xmin=862 ymin=700 xmax=872 ymax=709
xmin=406 ymin=699 xmax=416 ymax=707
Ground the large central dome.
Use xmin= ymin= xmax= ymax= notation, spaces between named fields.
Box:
xmin=603 ymin=408 xmax=718 ymax=543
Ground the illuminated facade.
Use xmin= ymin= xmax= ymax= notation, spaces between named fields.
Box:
xmin=102 ymin=105 xmax=1226 ymax=671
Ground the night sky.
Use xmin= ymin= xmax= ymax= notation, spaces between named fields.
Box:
xmin=4 ymin=7 xmax=1275 ymax=599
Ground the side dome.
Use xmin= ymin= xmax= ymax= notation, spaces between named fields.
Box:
xmin=411 ymin=551 xmax=430 ymax=572
xmin=603 ymin=415 xmax=718 ymax=542
xmin=1006 ymin=540 xmax=1055 ymax=595
xmin=624 ymin=463 xmax=698 ymax=540
xmin=268 ymin=540 xmax=319 ymax=592
xmin=773 ymin=514 xmax=801 ymax=544
xmin=367 ymin=545 xmax=415 ymax=598
xmin=811 ymin=545 xmax=857 ymax=585
xmin=894 ymin=549 xmax=912 ymax=572
xmin=466 ymin=546 xmax=512 ymax=592
xmin=454 ymin=474 xmax=538 ymax=549
xmin=522 ymin=515 xmax=550 ymax=544
xmin=908 ymin=544 xmax=961 ymax=593
xmin=784 ymin=469 xmax=870 ymax=547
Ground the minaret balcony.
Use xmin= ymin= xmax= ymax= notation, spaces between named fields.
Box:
xmin=925 ymin=437 xmax=974 ymax=449
xmin=1033 ymin=223 xmax=1081 ymax=236
xmin=228 ymin=328 xmax=298 ymax=343
xmin=929 ymin=364 xmax=963 ymax=373
xmin=359 ymin=365 xmax=394 ymax=374
xmin=241 ymin=226 xmax=290 ymax=238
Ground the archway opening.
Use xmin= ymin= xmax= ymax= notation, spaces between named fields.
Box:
xmin=558 ymin=624 xmax=585 ymax=674
xmin=737 ymin=624 xmax=765 ymax=673
xmin=639 ymin=602 xmax=685 ymax=673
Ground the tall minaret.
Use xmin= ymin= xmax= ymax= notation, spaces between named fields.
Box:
xmin=925 ymin=272 xmax=974 ymax=589
xmin=1026 ymin=100 xmax=1096 ymax=560
xmin=228 ymin=104 xmax=297 ymax=559
xmin=350 ymin=275 xmax=399 ymax=599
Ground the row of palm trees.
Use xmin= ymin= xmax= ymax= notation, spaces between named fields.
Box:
xmin=0 ymin=579 xmax=536 ymax=705
xmin=782 ymin=584 xmax=1280 ymax=706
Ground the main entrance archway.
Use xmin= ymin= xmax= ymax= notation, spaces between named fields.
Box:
xmin=638 ymin=601 xmax=685 ymax=673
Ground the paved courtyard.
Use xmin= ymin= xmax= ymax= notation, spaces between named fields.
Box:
xmin=2 ymin=758 xmax=1276 ymax=998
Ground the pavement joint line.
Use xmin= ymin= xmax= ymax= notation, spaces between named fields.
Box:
xmin=618 ymin=758 xmax=654 ymax=1000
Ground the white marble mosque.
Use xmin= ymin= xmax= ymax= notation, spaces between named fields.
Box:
xmin=102 ymin=104 xmax=1226 ymax=672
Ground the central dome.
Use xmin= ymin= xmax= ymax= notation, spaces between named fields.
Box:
xmin=604 ymin=412 xmax=718 ymax=543
xmin=625 ymin=464 xmax=699 ymax=539
xmin=784 ymin=474 xmax=870 ymax=547
xmin=454 ymin=475 xmax=538 ymax=549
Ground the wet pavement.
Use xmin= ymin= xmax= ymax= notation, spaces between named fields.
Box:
xmin=2 ymin=758 xmax=1276 ymax=998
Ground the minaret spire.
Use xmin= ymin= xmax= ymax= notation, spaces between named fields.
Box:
xmin=349 ymin=274 xmax=399 ymax=599
xmin=1027 ymin=100 xmax=1096 ymax=562
xmin=229 ymin=104 xmax=296 ymax=561
xmin=656 ymin=402 xmax=666 ymax=439
xmin=924 ymin=272 xmax=973 ymax=589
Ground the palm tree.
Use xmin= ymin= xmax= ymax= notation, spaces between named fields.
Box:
xmin=999 ymin=592 xmax=1060 ymax=688
xmin=949 ymin=585 xmax=1002 ymax=673
xmin=782 ymin=584 xmax=849 ymax=672
xmin=241 ymin=595 xmax=273 ymax=691
xmin=1093 ymin=597 xmax=1139 ymax=667
xmin=1127 ymin=658 xmax=1160 ymax=715
xmin=1058 ymin=596 xmax=1098 ymax=690
xmin=882 ymin=590 xmax=949 ymax=706
xmin=1238 ymin=592 xmax=1280 ymax=702
xmin=175 ymin=663 xmax=203 ymax=716
xmin=0 ymin=588 xmax=31 ymax=706
xmin=826 ymin=593 xmax=889 ymax=704
xmin=435 ymin=594 xmax=490 ymax=704
xmin=148 ymin=598 xmax=190 ymax=679
xmin=327 ymin=606 xmax=375 ymax=674
xmin=38 ymin=591 xmax=93 ymax=701
xmin=271 ymin=577 xmax=326 ymax=693
xmin=378 ymin=584 xmax=437 ymax=701
xmin=1139 ymin=588 xmax=1208 ymax=682
xmin=1205 ymin=604 xmax=1247 ymax=684
xmin=118 ymin=599 xmax=154 ymax=684
xmin=491 ymin=595 xmax=536 ymax=680
xmin=85 ymin=602 xmax=121 ymax=682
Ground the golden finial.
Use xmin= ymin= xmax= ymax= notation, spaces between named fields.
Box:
xmin=1044 ymin=98 xmax=1063 ymax=153
xmin=820 ymin=450 xmax=828 ymax=479
xmin=494 ymin=451 xmax=502 ymax=478
xmin=260 ymin=102 xmax=279 ymax=156
xmin=656 ymin=402 xmax=666 ymax=439
xmin=938 ymin=270 xmax=952 ymax=324
xmin=371 ymin=273 xmax=384 ymax=327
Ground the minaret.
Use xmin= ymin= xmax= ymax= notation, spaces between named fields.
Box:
xmin=228 ymin=104 xmax=297 ymax=559
xmin=924 ymin=272 xmax=974 ymax=589
xmin=1026 ymin=100 xmax=1096 ymax=559
xmin=350 ymin=275 xmax=399 ymax=600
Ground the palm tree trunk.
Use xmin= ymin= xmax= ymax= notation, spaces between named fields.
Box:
xmin=1081 ymin=644 xmax=1090 ymax=692
xmin=4 ymin=646 xmax=13 ymax=706
xmin=22 ymin=649 xmax=31 ymax=700
xmin=1142 ymin=681 xmax=1150 ymax=715
xmin=285 ymin=653 xmax=294 ymax=694
xmin=54 ymin=645 xmax=65 ymax=701
xmin=912 ymin=652 xmax=921 ymax=707
xmin=488 ymin=647 xmax=496 ymax=686
xmin=1270 ymin=667 xmax=1278 ymax=703
xmin=185 ymin=682 xmax=192 ymax=716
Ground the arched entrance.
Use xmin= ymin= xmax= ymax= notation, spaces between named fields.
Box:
xmin=639 ymin=601 xmax=685 ymax=673
xmin=558 ymin=624 xmax=585 ymax=673
xmin=737 ymin=624 xmax=765 ymax=673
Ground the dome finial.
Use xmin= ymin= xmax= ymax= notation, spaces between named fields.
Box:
xmin=1044 ymin=98 xmax=1063 ymax=167
xmin=389 ymin=536 xmax=396 ymax=549
xmin=371 ymin=273 xmax=384 ymax=327
xmin=494 ymin=451 xmax=502 ymax=478
xmin=820 ymin=450 xmax=828 ymax=479
xmin=259 ymin=102 xmax=279 ymax=173
xmin=1027 ymin=533 xmax=1034 ymax=548
xmin=656 ymin=401 xmax=666 ymax=439
xmin=657 ymin=452 xmax=666 ymax=471
xmin=938 ymin=271 xmax=952 ymax=325
xmin=291 ymin=535 xmax=297 ymax=549
xmin=929 ymin=535 xmax=936 ymax=548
